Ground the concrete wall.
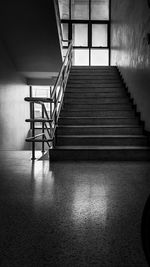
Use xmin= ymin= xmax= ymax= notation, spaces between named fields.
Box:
xmin=0 ymin=0 xmax=63 ymax=150
xmin=0 ymin=39 xmax=30 ymax=150
xmin=111 ymin=0 xmax=150 ymax=130
xmin=0 ymin=0 xmax=62 ymax=82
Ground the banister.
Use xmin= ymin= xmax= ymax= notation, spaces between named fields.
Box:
xmin=51 ymin=41 xmax=72 ymax=100
xmin=25 ymin=39 xmax=72 ymax=159
xmin=25 ymin=97 xmax=53 ymax=102
xmin=26 ymin=133 xmax=45 ymax=141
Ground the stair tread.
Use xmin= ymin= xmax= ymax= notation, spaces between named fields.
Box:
xmin=58 ymin=125 xmax=142 ymax=128
xmin=53 ymin=146 xmax=150 ymax=150
xmin=59 ymin=116 xmax=138 ymax=119
xmin=62 ymin=109 xmax=133 ymax=112
xmin=57 ymin=135 xmax=146 ymax=138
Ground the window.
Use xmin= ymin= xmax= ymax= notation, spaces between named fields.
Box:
xmin=73 ymin=49 xmax=89 ymax=65
xmin=91 ymin=0 xmax=109 ymax=20
xmin=71 ymin=0 xmax=89 ymax=20
xmin=72 ymin=24 xmax=88 ymax=47
xmin=59 ymin=0 xmax=70 ymax=19
xmin=92 ymin=24 xmax=108 ymax=47
xmin=59 ymin=0 xmax=110 ymax=66
xmin=32 ymin=86 xmax=51 ymax=127
xmin=91 ymin=49 xmax=109 ymax=66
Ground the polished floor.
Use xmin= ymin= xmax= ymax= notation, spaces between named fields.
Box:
xmin=0 ymin=151 xmax=150 ymax=266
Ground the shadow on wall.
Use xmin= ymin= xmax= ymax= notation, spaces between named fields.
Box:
xmin=111 ymin=0 xmax=150 ymax=131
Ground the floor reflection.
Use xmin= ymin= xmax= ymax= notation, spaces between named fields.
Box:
xmin=72 ymin=184 xmax=107 ymax=224
xmin=31 ymin=161 xmax=54 ymax=211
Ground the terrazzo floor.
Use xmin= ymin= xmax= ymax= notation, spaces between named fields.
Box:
xmin=0 ymin=151 xmax=150 ymax=266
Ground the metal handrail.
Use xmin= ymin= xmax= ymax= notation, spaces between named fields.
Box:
xmin=25 ymin=40 xmax=73 ymax=159
xmin=51 ymin=41 xmax=72 ymax=99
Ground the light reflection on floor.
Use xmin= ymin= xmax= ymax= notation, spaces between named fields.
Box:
xmin=0 ymin=152 xmax=150 ymax=266
xmin=72 ymin=184 xmax=107 ymax=225
xmin=31 ymin=161 xmax=54 ymax=211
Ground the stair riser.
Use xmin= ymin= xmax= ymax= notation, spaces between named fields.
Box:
xmin=64 ymin=98 xmax=130 ymax=104
xmin=67 ymin=82 xmax=123 ymax=86
xmin=69 ymin=75 xmax=120 ymax=79
xmin=66 ymin=89 xmax=125 ymax=94
xmin=65 ymin=92 xmax=128 ymax=98
xmin=70 ymin=70 xmax=118 ymax=74
xmin=66 ymin=88 xmax=125 ymax=93
xmin=57 ymin=137 xmax=148 ymax=146
xmin=63 ymin=104 xmax=132 ymax=110
xmin=69 ymin=78 xmax=121 ymax=81
xmin=57 ymin=128 xmax=143 ymax=135
xmin=67 ymin=84 xmax=123 ymax=88
xmin=60 ymin=110 xmax=135 ymax=117
xmin=58 ymin=118 xmax=140 ymax=125
xmin=50 ymin=150 xmax=150 ymax=161
xmin=70 ymin=71 xmax=119 ymax=74
xmin=68 ymin=79 xmax=122 ymax=84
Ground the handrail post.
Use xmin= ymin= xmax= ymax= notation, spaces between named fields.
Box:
xmin=31 ymin=102 xmax=36 ymax=160
xmin=53 ymin=90 xmax=57 ymax=148
xmin=41 ymin=105 xmax=45 ymax=153
xmin=50 ymin=86 xmax=53 ymax=147
xmin=50 ymin=86 xmax=52 ymax=119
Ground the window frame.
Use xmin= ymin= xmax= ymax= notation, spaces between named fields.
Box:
xmin=60 ymin=0 xmax=111 ymax=66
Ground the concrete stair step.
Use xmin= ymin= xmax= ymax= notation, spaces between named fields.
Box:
xmin=63 ymin=103 xmax=133 ymax=110
xmin=49 ymin=146 xmax=150 ymax=161
xmin=66 ymin=87 xmax=125 ymax=92
xmin=56 ymin=135 xmax=148 ymax=146
xmin=60 ymin=110 xmax=136 ymax=117
xmin=69 ymin=74 xmax=120 ymax=78
xmin=64 ymin=97 xmax=130 ymax=104
xmin=67 ymin=84 xmax=124 ymax=88
xmin=57 ymin=125 xmax=144 ymax=135
xmin=71 ymin=65 xmax=117 ymax=70
xmin=70 ymin=68 xmax=118 ymax=73
xmin=65 ymin=92 xmax=127 ymax=97
xmin=58 ymin=117 xmax=140 ymax=125
xmin=48 ymin=66 xmax=150 ymax=161
xmin=71 ymin=68 xmax=117 ymax=71
xmin=67 ymin=81 xmax=122 ymax=85
xmin=68 ymin=77 xmax=121 ymax=82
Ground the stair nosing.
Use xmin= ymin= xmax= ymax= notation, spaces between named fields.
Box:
xmin=53 ymin=146 xmax=150 ymax=150
xmin=59 ymin=116 xmax=138 ymax=119
xmin=57 ymin=135 xmax=147 ymax=138
xmin=57 ymin=125 xmax=142 ymax=128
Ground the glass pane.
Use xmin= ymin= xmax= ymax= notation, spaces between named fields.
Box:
xmin=32 ymin=86 xmax=50 ymax=98
xmin=72 ymin=24 xmax=88 ymax=47
xmin=61 ymin=23 xmax=68 ymax=47
xmin=61 ymin=23 xmax=68 ymax=40
xmin=73 ymin=49 xmax=89 ymax=65
xmin=91 ymin=49 xmax=109 ymax=66
xmin=71 ymin=0 xmax=89 ymax=20
xmin=62 ymin=48 xmax=67 ymax=58
xmin=92 ymin=24 xmax=108 ymax=47
xmin=58 ymin=0 xmax=69 ymax=19
xmin=91 ymin=0 xmax=109 ymax=20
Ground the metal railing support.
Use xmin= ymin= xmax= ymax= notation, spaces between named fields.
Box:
xmin=25 ymin=41 xmax=72 ymax=159
xmin=42 ymin=105 xmax=45 ymax=153
xmin=31 ymin=102 xmax=36 ymax=160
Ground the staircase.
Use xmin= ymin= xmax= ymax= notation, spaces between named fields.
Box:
xmin=49 ymin=66 xmax=150 ymax=161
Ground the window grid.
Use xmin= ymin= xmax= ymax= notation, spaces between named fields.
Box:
xmin=59 ymin=0 xmax=110 ymax=66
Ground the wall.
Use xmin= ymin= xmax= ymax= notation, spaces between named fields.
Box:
xmin=0 ymin=0 xmax=62 ymax=82
xmin=0 ymin=39 xmax=30 ymax=150
xmin=111 ymin=0 xmax=150 ymax=130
